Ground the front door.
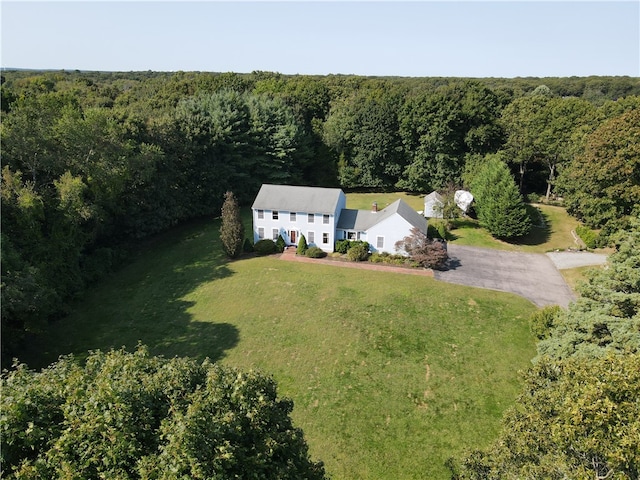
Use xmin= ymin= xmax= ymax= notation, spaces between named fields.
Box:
xmin=290 ymin=230 xmax=297 ymax=244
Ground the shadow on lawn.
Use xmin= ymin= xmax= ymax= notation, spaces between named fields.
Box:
xmin=18 ymin=220 xmax=240 ymax=370
xmin=511 ymin=205 xmax=551 ymax=247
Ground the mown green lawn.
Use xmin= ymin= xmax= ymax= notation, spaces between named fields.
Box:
xmin=346 ymin=193 xmax=584 ymax=254
xmin=18 ymin=214 xmax=537 ymax=480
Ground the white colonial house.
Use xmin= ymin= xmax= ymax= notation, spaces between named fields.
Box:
xmin=252 ymin=184 xmax=427 ymax=254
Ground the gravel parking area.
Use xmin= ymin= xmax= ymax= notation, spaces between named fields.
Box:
xmin=546 ymin=251 xmax=608 ymax=270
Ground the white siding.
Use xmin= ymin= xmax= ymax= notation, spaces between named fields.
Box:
xmin=366 ymin=215 xmax=422 ymax=255
xmin=252 ymin=190 xmax=347 ymax=253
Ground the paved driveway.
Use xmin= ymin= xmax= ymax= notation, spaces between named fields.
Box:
xmin=434 ymin=245 xmax=576 ymax=308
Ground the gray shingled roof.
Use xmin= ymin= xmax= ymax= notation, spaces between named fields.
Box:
xmin=337 ymin=199 xmax=426 ymax=234
xmin=424 ymin=191 xmax=444 ymax=203
xmin=252 ymin=184 xmax=344 ymax=215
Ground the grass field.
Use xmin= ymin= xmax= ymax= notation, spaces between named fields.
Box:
xmin=18 ymin=214 xmax=537 ymax=480
xmin=344 ymin=193 xmax=584 ymax=254
xmin=444 ymin=204 xmax=583 ymax=253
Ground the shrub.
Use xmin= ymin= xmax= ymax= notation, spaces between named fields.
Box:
xmin=305 ymin=247 xmax=327 ymax=258
xmin=335 ymin=239 xmax=350 ymax=254
xmin=254 ymin=239 xmax=277 ymax=256
xmin=297 ymin=234 xmax=308 ymax=256
xmin=335 ymin=239 xmax=370 ymax=254
xmin=395 ymin=227 xmax=448 ymax=270
xmin=275 ymin=235 xmax=286 ymax=253
xmin=243 ymin=238 xmax=254 ymax=253
xmin=369 ymin=252 xmax=384 ymax=263
xmin=347 ymin=243 xmax=370 ymax=262
xmin=529 ymin=305 xmax=562 ymax=340
xmin=575 ymin=224 xmax=598 ymax=249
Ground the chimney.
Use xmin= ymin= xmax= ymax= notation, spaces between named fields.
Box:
xmin=372 ymin=202 xmax=378 ymax=213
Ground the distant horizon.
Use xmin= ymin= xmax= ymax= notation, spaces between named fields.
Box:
xmin=2 ymin=2 xmax=638 ymax=78
xmin=2 ymin=67 xmax=638 ymax=81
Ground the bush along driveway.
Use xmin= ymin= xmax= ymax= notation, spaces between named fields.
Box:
xmin=434 ymin=244 xmax=577 ymax=308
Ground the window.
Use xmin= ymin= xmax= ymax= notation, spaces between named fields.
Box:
xmin=347 ymin=231 xmax=356 ymax=240
xmin=308 ymin=213 xmax=314 ymax=223
xmin=257 ymin=209 xmax=264 ymax=219
xmin=290 ymin=212 xmax=296 ymax=222
xmin=258 ymin=227 xmax=264 ymax=239
xmin=322 ymin=233 xmax=329 ymax=244
xmin=377 ymin=236 xmax=384 ymax=249
xmin=272 ymin=211 xmax=279 ymax=220
xmin=323 ymin=214 xmax=330 ymax=224
xmin=308 ymin=231 xmax=315 ymax=244
xmin=272 ymin=229 xmax=279 ymax=241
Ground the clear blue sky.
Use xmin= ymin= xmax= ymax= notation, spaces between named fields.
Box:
xmin=2 ymin=1 xmax=639 ymax=77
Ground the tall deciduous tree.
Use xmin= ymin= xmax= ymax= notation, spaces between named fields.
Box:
xmin=220 ymin=191 xmax=244 ymax=259
xmin=398 ymin=81 xmax=503 ymax=193
xmin=558 ymin=109 xmax=640 ymax=229
xmin=323 ymin=85 xmax=405 ymax=189
xmin=499 ymin=95 xmax=548 ymax=193
xmin=538 ymin=97 xmax=596 ymax=200
xmin=1 ymin=347 xmax=327 ymax=480
xmin=451 ymin=354 xmax=640 ymax=480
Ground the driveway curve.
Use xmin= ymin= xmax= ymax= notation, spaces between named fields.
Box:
xmin=434 ymin=245 xmax=576 ymax=308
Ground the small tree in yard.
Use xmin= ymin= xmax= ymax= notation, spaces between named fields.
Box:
xmin=395 ymin=227 xmax=448 ymax=270
xmin=220 ymin=191 xmax=244 ymax=258
xmin=297 ymin=234 xmax=308 ymax=255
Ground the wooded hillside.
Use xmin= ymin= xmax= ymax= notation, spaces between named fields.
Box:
xmin=2 ymin=70 xmax=639 ymax=360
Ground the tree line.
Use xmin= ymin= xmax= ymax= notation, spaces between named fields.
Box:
xmin=1 ymin=70 xmax=639 ymax=360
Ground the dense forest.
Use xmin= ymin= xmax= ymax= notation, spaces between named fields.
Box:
xmin=1 ymin=70 xmax=639 ymax=361
xmin=1 ymin=70 xmax=639 ymax=479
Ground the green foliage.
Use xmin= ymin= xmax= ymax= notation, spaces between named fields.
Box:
xmin=451 ymin=354 xmax=640 ymax=480
xmin=469 ymin=155 xmax=531 ymax=239
xmin=529 ymin=305 xmax=562 ymax=340
xmin=8 ymin=214 xmax=539 ymax=479
xmin=394 ymin=227 xmax=448 ymax=270
xmin=575 ymin=224 xmax=598 ymax=249
xmin=220 ymin=191 xmax=245 ymax=259
xmin=558 ymin=109 xmax=640 ymax=235
xmin=537 ymin=226 xmax=640 ymax=360
xmin=436 ymin=222 xmax=448 ymax=240
xmin=253 ymin=239 xmax=277 ymax=256
xmin=453 ymin=226 xmax=640 ymax=479
xmin=335 ymin=239 xmax=350 ymax=254
xmin=398 ymin=81 xmax=504 ymax=192
xmin=275 ymin=234 xmax=286 ymax=253
xmin=242 ymin=237 xmax=254 ymax=253
xmin=296 ymin=234 xmax=308 ymax=255
xmin=0 ymin=347 xmax=326 ymax=480
xmin=346 ymin=243 xmax=370 ymax=262
xmin=305 ymin=246 xmax=327 ymax=258
xmin=335 ymin=239 xmax=369 ymax=255
xmin=369 ymin=251 xmax=414 ymax=266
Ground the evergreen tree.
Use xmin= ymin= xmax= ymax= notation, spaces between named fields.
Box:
xmin=470 ymin=155 xmax=531 ymax=239
xmin=297 ymin=234 xmax=308 ymax=255
xmin=219 ymin=191 xmax=244 ymax=259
